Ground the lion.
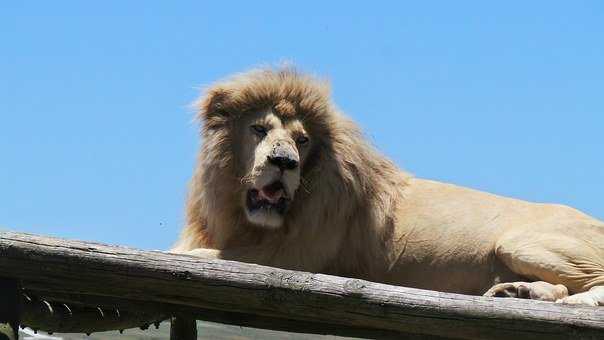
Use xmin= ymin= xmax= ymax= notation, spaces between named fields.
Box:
xmin=172 ymin=68 xmax=604 ymax=306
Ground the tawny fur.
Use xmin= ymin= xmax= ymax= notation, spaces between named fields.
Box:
xmin=173 ymin=68 xmax=604 ymax=305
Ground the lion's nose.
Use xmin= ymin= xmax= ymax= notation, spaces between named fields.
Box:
xmin=267 ymin=153 xmax=298 ymax=170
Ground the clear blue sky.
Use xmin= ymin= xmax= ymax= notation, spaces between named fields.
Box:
xmin=1 ymin=2 xmax=602 ymax=250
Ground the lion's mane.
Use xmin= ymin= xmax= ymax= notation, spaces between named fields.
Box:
xmin=173 ymin=68 xmax=410 ymax=277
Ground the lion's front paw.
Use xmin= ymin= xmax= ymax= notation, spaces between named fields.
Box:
xmin=484 ymin=281 xmax=568 ymax=301
xmin=556 ymin=286 xmax=604 ymax=306
xmin=184 ymin=248 xmax=221 ymax=260
xmin=556 ymin=293 xmax=598 ymax=306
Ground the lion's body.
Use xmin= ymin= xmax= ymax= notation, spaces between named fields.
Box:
xmin=173 ymin=68 xmax=604 ymax=305
xmin=382 ymin=178 xmax=604 ymax=295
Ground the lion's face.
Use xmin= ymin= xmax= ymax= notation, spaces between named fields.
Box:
xmin=235 ymin=109 xmax=312 ymax=228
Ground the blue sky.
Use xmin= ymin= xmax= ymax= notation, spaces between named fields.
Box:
xmin=1 ymin=2 xmax=602 ymax=250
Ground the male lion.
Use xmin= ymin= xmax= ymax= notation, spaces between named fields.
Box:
xmin=172 ymin=68 xmax=604 ymax=306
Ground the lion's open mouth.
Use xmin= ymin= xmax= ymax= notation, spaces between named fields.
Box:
xmin=246 ymin=181 xmax=289 ymax=215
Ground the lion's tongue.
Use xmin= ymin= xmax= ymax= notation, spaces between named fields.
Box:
xmin=259 ymin=184 xmax=284 ymax=204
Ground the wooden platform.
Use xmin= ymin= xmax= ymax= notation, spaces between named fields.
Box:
xmin=1 ymin=231 xmax=603 ymax=339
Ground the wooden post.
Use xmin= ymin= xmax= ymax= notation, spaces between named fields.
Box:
xmin=170 ymin=316 xmax=196 ymax=340
xmin=0 ymin=278 xmax=20 ymax=340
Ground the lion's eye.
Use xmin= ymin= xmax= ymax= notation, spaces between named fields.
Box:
xmin=296 ymin=135 xmax=309 ymax=145
xmin=250 ymin=124 xmax=267 ymax=136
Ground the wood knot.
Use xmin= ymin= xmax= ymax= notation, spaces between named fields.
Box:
xmin=172 ymin=270 xmax=192 ymax=280
xmin=265 ymin=271 xmax=311 ymax=291
xmin=343 ymin=279 xmax=366 ymax=296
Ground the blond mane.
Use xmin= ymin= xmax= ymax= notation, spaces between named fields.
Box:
xmin=173 ymin=68 xmax=410 ymax=276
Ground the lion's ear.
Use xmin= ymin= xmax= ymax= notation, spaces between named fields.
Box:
xmin=197 ymin=88 xmax=231 ymax=122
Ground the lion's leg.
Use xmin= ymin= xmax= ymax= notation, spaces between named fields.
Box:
xmin=485 ymin=230 xmax=604 ymax=304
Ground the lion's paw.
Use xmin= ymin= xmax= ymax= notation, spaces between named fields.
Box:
xmin=484 ymin=281 xmax=568 ymax=301
xmin=556 ymin=286 xmax=604 ymax=306
xmin=556 ymin=293 xmax=598 ymax=306
xmin=183 ymin=248 xmax=221 ymax=259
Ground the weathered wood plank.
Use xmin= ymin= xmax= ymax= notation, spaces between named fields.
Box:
xmin=1 ymin=231 xmax=603 ymax=340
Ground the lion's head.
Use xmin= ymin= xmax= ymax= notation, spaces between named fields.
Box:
xmin=174 ymin=67 xmax=407 ymax=253
xmin=193 ymin=68 xmax=335 ymax=230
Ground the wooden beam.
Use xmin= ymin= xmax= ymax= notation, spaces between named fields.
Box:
xmin=20 ymin=291 xmax=166 ymax=334
xmin=22 ymin=291 xmax=446 ymax=339
xmin=1 ymin=231 xmax=604 ymax=340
